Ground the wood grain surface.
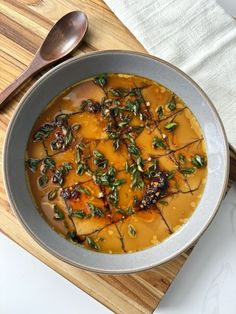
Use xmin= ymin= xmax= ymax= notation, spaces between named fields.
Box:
xmin=0 ymin=1 xmax=236 ymax=313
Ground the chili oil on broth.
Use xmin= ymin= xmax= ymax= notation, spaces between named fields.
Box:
xmin=25 ymin=73 xmax=207 ymax=254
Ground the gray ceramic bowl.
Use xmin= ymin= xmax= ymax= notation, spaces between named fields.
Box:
xmin=3 ymin=51 xmax=229 ymax=273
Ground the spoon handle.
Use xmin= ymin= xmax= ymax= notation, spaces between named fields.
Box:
xmin=0 ymin=56 xmax=46 ymax=110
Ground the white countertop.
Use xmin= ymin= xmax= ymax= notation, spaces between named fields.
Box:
xmin=156 ymin=183 xmax=236 ymax=313
xmin=0 ymin=233 xmax=111 ymax=314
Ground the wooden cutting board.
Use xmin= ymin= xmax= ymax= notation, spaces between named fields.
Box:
xmin=0 ymin=1 xmax=236 ymax=313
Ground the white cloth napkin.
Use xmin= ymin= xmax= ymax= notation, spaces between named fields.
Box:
xmin=104 ymin=0 xmax=236 ymax=149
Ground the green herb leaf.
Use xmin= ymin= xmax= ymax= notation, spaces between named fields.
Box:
xmin=26 ymin=158 xmax=41 ymax=172
xmin=53 ymin=205 xmax=65 ymax=220
xmin=180 ymin=167 xmax=196 ymax=175
xmin=93 ymin=167 xmax=116 ymax=186
xmin=80 ymin=99 xmax=93 ymax=111
xmin=128 ymin=163 xmax=145 ymax=190
xmin=48 ymin=189 xmax=58 ymax=201
xmin=72 ymin=210 xmax=86 ymax=219
xmin=64 ymin=127 xmax=74 ymax=147
xmin=124 ymin=99 xmax=141 ymax=115
xmin=52 ymin=163 xmax=72 ymax=186
xmin=152 ymin=137 xmax=166 ymax=149
xmin=156 ymin=106 xmax=164 ymax=119
xmin=129 ymin=87 xmax=142 ymax=97
xmin=128 ymin=143 xmax=141 ymax=158
xmin=94 ymin=73 xmax=107 ymax=88
xmin=128 ymin=224 xmax=137 ymax=238
xmin=191 ymin=155 xmax=207 ymax=168
xmin=33 ymin=123 xmax=55 ymax=141
xmin=131 ymin=125 xmax=144 ymax=134
xmin=76 ymin=163 xmax=86 ymax=176
xmin=55 ymin=114 xmax=68 ymax=127
xmin=76 ymin=185 xmax=91 ymax=196
xmin=93 ymin=150 xmax=108 ymax=169
xmin=145 ymin=160 xmax=159 ymax=179
xmin=110 ymin=88 xmax=127 ymax=97
xmin=86 ymin=236 xmax=99 ymax=250
xmin=167 ymin=96 xmax=176 ymax=111
xmin=44 ymin=157 xmax=55 ymax=169
xmin=165 ymin=122 xmax=178 ymax=132
xmin=88 ymin=203 xmax=104 ymax=217
xmin=167 ymin=170 xmax=176 ymax=180
xmin=113 ymin=179 xmax=126 ymax=187
xmin=38 ymin=175 xmax=48 ymax=188
xmin=63 ymin=162 xmax=73 ymax=173
xmin=116 ymin=208 xmax=126 ymax=215
xmin=108 ymin=188 xmax=119 ymax=207
xmin=118 ymin=120 xmax=130 ymax=128
xmin=178 ymin=153 xmax=186 ymax=164
xmin=127 ymin=207 xmax=134 ymax=215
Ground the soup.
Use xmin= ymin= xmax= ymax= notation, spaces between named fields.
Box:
xmin=26 ymin=73 xmax=207 ymax=253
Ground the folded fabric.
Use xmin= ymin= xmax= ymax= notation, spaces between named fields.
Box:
xmin=104 ymin=0 xmax=236 ymax=149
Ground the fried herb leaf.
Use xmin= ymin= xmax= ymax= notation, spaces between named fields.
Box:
xmin=116 ymin=208 xmax=126 ymax=215
xmin=44 ymin=157 xmax=55 ymax=169
xmin=180 ymin=167 xmax=196 ymax=175
xmin=72 ymin=210 xmax=87 ymax=218
xmin=93 ymin=150 xmax=108 ymax=169
xmin=52 ymin=163 xmax=72 ymax=186
xmin=33 ymin=123 xmax=55 ymax=141
xmin=76 ymin=185 xmax=91 ymax=196
xmin=76 ymin=163 xmax=86 ymax=175
xmin=55 ymin=114 xmax=68 ymax=127
xmin=128 ymin=224 xmax=137 ymax=238
xmin=167 ymin=96 xmax=176 ymax=111
xmin=94 ymin=73 xmax=107 ymax=88
xmin=156 ymin=106 xmax=164 ymax=119
xmin=167 ymin=170 xmax=176 ymax=180
xmin=152 ymin=137 xmax=166 ymax=149
xmin=131 ymin=125 xmax=144 ymax=134
xmin=53 ymin=205 xmax=65 ymax=220
xmin=128 ymin=163 xmax=145 ymax=190
xmin=64 ymin=127 xmax=74 ymax=147
xmin=145 ymin=160 xmax=159 ymax=179
xmin=127 ymin=207 xmax=134 ymax=215
xmin=178 ymin=153 xmax=186 ymax=164
xmin=86 ymin=236 xmax=99 ymax=250
xmin=48 ymin=189 xmax=58 ymax=201
xmin=191 ymin=155 xmax=207 ymax=168
xmin=129 ymin=87 xmax=142 ymax=97
xmin=63 ymin=162 xmax=73 ymax=172
xmin=110 ymin=88 xmax=127 ymax=97
xmin=38 ymin=175 xmax=48 ymax=188
xmin=165 ymin=122 xmax=178 ymax=132
xmin=26 ymin=158 xmax=41 ymax=172
xmin=128 ymin=143 xmax=141 ymax=158
xmin=88 ymin=203 xmax=105 ymax=217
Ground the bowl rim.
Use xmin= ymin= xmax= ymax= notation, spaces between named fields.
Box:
xmin=3 ymin=50 xmax=230 ymax=273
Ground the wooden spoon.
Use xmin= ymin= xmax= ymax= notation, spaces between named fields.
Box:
xmin=0 ymin=11 xmax=88 ymax=109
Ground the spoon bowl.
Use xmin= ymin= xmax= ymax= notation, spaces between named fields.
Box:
xmin=0 ymin=11 xmax=88 ymax=109
xmin=39 ymin=11 xmax=88 ymax=61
